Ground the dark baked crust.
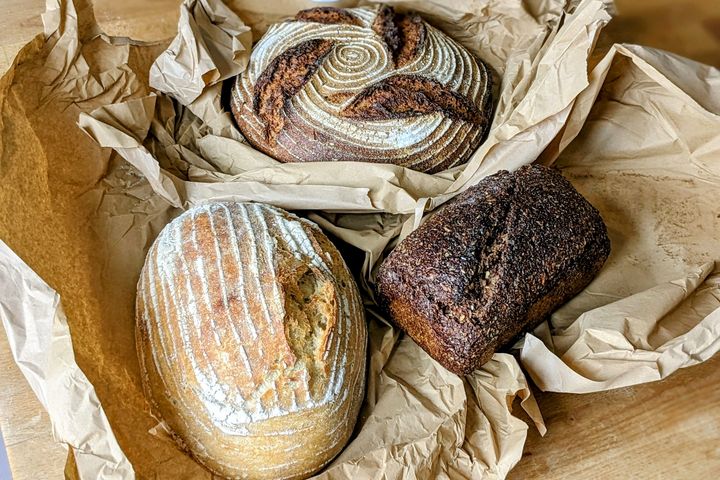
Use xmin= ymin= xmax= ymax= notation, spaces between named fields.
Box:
xmin=376 ymin=165 xmax=611 ymax=374
xmin=231 ymin=4 xmax=494 ymax=173
xmin=340 ymin=74 xmax=484 ymax=124
xmin=372 ymin=6 xmax=426 ymax=67
xmin=252 ymin=38 xmax=334 ymax=143
xmin=295 ymin=7 xmax=361 ymax=26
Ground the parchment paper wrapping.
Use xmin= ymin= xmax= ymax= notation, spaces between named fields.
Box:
xmin=0 ymin=241 xmax=133 ymax=478
xmin=0 ymin=0 xmax=718 ymax=479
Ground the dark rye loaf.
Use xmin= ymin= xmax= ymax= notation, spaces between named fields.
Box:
xmin=376 ymin=165 xmax=610 ymax=375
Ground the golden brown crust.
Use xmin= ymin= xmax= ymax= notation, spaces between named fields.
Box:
xmin=376 ymin=165 xmax=611 ymax=375
xmin=136 ymin=202 xmax=367 ymax=479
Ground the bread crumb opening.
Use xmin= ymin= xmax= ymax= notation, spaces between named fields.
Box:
xmin=282 ymin=263 xmax=336 ymax=399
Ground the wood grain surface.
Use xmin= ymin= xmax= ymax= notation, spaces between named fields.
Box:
xmin=0 ymin=1 xmax=719 ymax=479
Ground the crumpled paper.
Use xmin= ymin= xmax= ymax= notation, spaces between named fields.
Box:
xmin=521 ymin=44 xmax=720 ymax=393
xmin=1 ymin=0 xmax=719 ymax=479
xmin=149 ymin=0 xmax=253 ymax=105
xmin=2 ymin=0 xmax=571 ymax=478
xmin=0 ymin=240 xmax=133 ymax=479
xmin=523 ymin=263 xmax=720 ymax=392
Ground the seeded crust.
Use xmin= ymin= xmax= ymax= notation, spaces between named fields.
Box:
xmin=253 ymin=39 xmax=334 ymax=143
xmin=376 ymin=165 xmax=611 ymax=375
xmin=341 ymin=74 xmax=483 ymax=124
xmin=372 ymin=6 xmax=426 ymax=67
xmin=295 ymin=7 xmax=361 ymax=26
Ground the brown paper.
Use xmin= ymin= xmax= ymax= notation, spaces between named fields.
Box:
xmin=0 ymin=241 xmax=133 ymax=478
xmin=1 ymin=0 xmax=719 ymax=479
xmin=2 ymin=0 xmax=569 ymax=477
xmin=148 ymin=0 xmax=253 ymax=105
xmin=521 ymin=44 xmax=720 ymax=392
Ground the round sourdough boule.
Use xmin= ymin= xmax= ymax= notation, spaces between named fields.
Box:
xmin=136 ymin=201 xmax=367 ymax=479
xmin=231 ymin=4 xmax=493 ymax=173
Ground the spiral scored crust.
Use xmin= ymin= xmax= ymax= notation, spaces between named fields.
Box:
xmin=136 ymin=202 xmax=367 ymax=479
xmin=231 ymin=5 xmax=493 ymax=173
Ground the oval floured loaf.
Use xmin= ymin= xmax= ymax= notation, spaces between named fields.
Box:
xmin=231 ymin=4 xmax=493 ymax=173
xmin=136 ymin=202 xmax=367 ymax=479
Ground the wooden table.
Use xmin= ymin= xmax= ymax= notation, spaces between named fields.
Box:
xmin=0 ymin=1 xmax=718 ymax=479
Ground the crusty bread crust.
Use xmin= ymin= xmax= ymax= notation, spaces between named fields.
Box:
xmin=136 ymin=202 xmax=367 ymax=479
xmin=231 ymin=5 xmax=493 ymax=173
xmin=376 ymin=165 xmax=611 ymax=375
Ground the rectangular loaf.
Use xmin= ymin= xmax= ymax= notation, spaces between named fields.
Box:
xmin=376 ymin=165 xmax=611 ymax=375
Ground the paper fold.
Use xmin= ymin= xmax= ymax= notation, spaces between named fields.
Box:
xmin=522 ymin=263 xmax=720 ymax=393
xmin=0 ymin=241 xmax=134 ymax=479
xmin=522 ymin=42 xmax=720 ymax=394
xmin=149 ymin=0 xmax=252 ymax=105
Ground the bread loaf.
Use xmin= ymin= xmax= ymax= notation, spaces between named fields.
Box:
xmin=136 ymin=202 xmax=367 ymax=479
xmin=376 ymin=165 xmax=610 ymax=375
xmin=231 ymin=5 xmax=493 ymax=173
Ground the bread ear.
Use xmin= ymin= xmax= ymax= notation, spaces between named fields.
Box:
xmin=295 ymin=6 xmax=361 ymax=26
xmin=253 ymin=39 xmax=334 ymax=143
xmin=340 ymin=74 xmax=484 ymax=124
xmin=372 ymin=5 xmax=426 ymax=67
